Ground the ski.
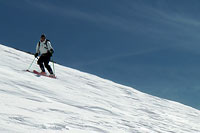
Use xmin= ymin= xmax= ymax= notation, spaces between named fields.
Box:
xmin=33 ymin=70 xmax=56 ymax=79
xmin=26 ymin=70 xmax=56 ymax=79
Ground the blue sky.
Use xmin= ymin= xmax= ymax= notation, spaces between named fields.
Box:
xmin=1 ymin=0 xmax=200 ymax=109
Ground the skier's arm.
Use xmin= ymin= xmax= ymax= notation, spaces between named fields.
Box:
xmin=36 ymin=43 xmax=40 ymax=54
xmin=35 ymin=43 xmax=40 ymax=58
xmin=47 ymin=41 xmax=54 ymax=54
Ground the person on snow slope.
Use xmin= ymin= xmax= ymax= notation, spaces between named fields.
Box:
xmin=34 ymin=34 xmax=54 ymax=76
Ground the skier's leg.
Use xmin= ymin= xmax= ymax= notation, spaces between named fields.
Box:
xmin=37 ymin=56 xmax=45 ymax=72
xmin=44 ymin=56 xmax=53 ymax=74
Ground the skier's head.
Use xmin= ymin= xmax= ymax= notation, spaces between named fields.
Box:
xmin=40 ymin=34 xmax=46 ymax=42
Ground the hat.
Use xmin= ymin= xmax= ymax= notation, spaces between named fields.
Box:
xmin=41 ymin=34 xmax=46 ymax=38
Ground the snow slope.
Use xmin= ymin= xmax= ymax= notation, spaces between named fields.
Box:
xmin=0 ymin=44 xmax=200 ymax=133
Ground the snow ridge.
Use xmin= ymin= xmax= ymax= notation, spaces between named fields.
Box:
xmin=0 ymin=44 xmax=200 ymax=133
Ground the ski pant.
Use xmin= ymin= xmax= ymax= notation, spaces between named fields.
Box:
xmin=37 ymin=54 xmax=53 ymax=74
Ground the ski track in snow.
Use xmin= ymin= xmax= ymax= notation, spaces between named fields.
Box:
xmin=0 ymin=44 xmax=200 ymax=133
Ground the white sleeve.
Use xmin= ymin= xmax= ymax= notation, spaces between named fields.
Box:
xmin=36 ymin=42 xmax=39 ymax=54
xmin=47 ymin=41 xmax=54 ymax=51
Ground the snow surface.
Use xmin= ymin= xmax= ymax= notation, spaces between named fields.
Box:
xmin=0 ymin=44 xmax=200 ymax=133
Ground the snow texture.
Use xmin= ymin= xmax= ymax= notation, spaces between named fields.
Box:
xmin=0 ymin=44 xmax=200 ymax=133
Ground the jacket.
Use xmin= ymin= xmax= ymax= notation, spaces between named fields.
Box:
xmin=36 ymin=39 xmax=54 ymax=55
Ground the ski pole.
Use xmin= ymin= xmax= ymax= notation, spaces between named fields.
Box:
xmin=27 ymin=57 xmax=35 ymax=71
xmin=52 ymin=58 xmax=55 ymax=74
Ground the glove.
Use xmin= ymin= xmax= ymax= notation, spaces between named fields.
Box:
xmin=49 ymin=49 xmax=54 ymax=54
xmin=47 ymin=49 xmax=54 ymax=57
xmin=34 ymin=53 xmax=39 ymax=58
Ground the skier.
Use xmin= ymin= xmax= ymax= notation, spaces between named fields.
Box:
xmin=34 ymin=34 xmax=55 ymax=76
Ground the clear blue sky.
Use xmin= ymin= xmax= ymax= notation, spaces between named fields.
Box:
xmin=1 ymin=0 xmax=200 ymax=109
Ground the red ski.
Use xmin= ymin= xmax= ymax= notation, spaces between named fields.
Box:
xmin=27 ymin=70 xmax=56 ymax=79
xmin=33 ymin=70 xmax=56 ymax=78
